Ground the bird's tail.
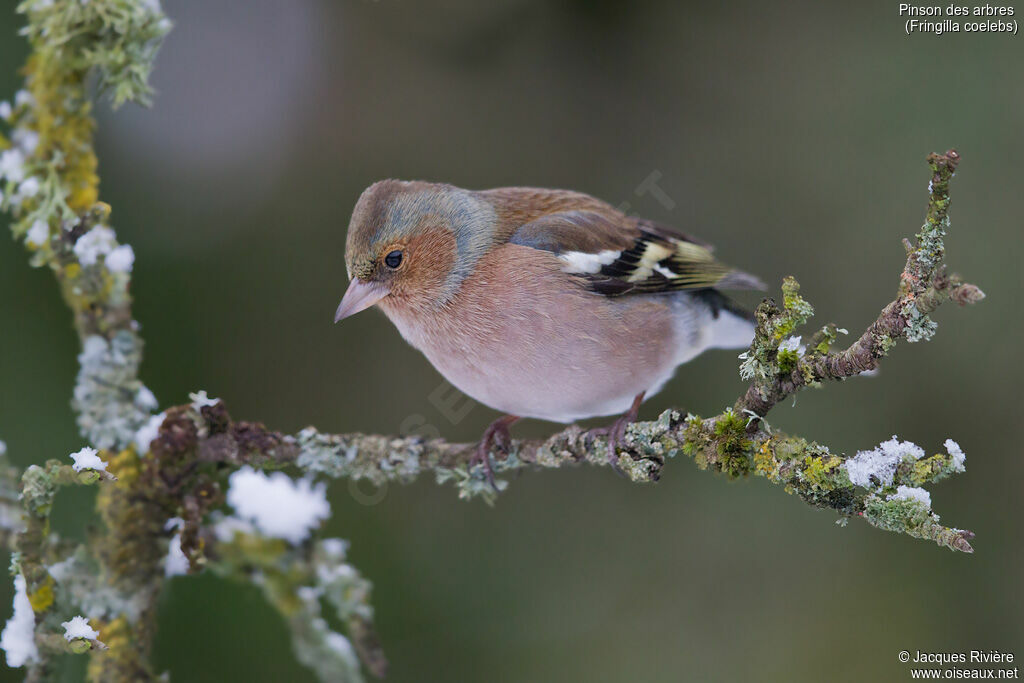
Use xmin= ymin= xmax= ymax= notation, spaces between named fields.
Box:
xmin=693 ymin=290 xmax=756 ymax=350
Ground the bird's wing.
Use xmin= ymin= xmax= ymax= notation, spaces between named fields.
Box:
xmin=507 ymin=210 xmax=764 ymax=297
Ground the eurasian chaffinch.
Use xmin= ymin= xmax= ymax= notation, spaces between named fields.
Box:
xmin=335 ymin=179 xmax=763 ymax=474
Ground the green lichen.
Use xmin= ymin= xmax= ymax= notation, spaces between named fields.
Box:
xmin=864 ymin=495 xmax=932 ymax=536
xmin=777 ymin=277 xmax=815 ymax=338
xmin=18 ymin=0 xmax=171 ymax=109
xmin=901 ymin=299 xmax=938 ymax=343
xmin=776 ymin=349 xmax=800 ymax=373
xmin=10 ymin=457 xmax=122 ymax=680
xmin=800 ymin=453 xmax=842 ymax=490
xmin=681 ymin=413 xmax=710 ymax=469
xmin=914 ymin=214 xmax=949 ymax=269
xmin=630 ymin=409 xmax=680 ymax=460
xmin=613 ymin=451 xmax=663 ymax=482
xmin=738 ymin=351 xmax=770 ymax=382
xmin=713 ymin=409 xmax=752 ymax=477
xmin=297 ymin=428 xmax=424 ymax=487
xmin=20 ymin=464 xmax=58 ymax=516
xmin=434 ymin=465 xmax=509 ymax=504
xmin=872 ymin=332 xmax=898 ymax=356
xmin=809 ymin=323 xmax=843 ymax=355
xmin=739 ymin=277 xmax=818 ymax=384
xmin=901 ymin=451 xmax=963 ymax=486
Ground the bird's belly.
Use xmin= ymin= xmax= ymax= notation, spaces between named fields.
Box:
xmin=383 ymin=293 xmax=684 ymax=423
xmin=429 ymin=348 xmax=674 ymax=423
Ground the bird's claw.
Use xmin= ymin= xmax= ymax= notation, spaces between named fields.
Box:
xmin=469 ymin=443 xmax=498 ymax=490
xmin=584 ymin=421 xmax=629 ymax=477
xmin=470 ymin=415 xmax=519 ymax=491
xmin=584 ymin=391 xmax=646 ymax=477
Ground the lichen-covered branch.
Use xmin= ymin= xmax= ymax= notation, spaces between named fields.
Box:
xmin=0 ymin=0 xmax=983 ymax=681
xmin=735 ymin=151 xmax=982 ymax=417
xmin=2 ymin=2 xmax=382 ymax=681
xmin=154 ymin=378 xmax=975 ymax=556
xmin=2 ymin=453 xmax=114 ymax=681
xmin=1 ymin=1 xmax=178 ymax=679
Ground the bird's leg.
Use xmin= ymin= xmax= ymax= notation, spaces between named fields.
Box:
xmin=470 ymin=414 xmax=520 ymax=489
xmin=585 ymin=391 xmax=646 ymax=472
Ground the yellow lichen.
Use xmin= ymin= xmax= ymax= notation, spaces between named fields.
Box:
xmin=910 ymin=454 xmax=944 ymax=485
xmin=87 ymin=616 xmax=138 ymax=681
xmin=108 ymin=449 xmax=141 ymax=489
xmin=801 ymin=454 xmax=841 ymax=489
xmin=28 ymin=575 xmax=55 ymax=612
xmin=754 ymin=441 xmax=779 ymax=478
xmin=24 ymin=54 xmax=100 ymax=213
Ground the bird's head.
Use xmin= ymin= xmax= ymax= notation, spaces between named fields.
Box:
xmin=335 ymin=179 xmax=497 ymax=322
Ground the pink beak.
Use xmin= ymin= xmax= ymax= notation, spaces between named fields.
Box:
xmin=334 ymin=279 xmax=389 ymax=322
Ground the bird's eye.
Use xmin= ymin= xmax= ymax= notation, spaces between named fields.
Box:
xmin=384 ymin=250 xmax=403 ymax=269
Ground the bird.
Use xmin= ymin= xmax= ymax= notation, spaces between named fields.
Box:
xmin=335 ymin=179 xmax=764 ymax=479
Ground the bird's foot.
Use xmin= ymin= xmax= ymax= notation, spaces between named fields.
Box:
xmin=585 ymin=391 xmax=646 ymax=474
xmin=470 ymin=415 xmax=520 ymax=490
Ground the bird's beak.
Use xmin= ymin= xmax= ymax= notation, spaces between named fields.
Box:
xmin=334 ymin=279 xmax=389 ymax=323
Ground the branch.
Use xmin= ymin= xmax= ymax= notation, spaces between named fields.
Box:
xmin=735 ymin=150 xmax=983 ymax=417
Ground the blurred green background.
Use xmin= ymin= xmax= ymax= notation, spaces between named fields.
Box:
xmin=1 ymin=1 xmax=1021 ymax=681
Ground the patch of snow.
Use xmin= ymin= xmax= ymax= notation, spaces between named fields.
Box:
xmin=226 ymin=467 xmax=330 ymax=544
xmin=888 ymin=485 xmax=931 ymax=509
xmin=61 ymin=616 xmax=99 ymax=641
xmin=133 ymin=412 xmax=166 ymax=454
xmin=1 ymin=575 xmax=38 ymax=667
xmin=189 ymin=390 xmax=220 ymax=411
xmin=844 ymin=435 xmax=925 ymax=489
xmin=104 ymin=244 xmax=135 ymax=273
xmin=134 ymin=386 xmax=158 ymax=411
xmin=944 ymin=438 xmax=966 ymax=472
xmin=73 ymin=226 xmax=117 ymax=266
xmin=164 ymin=533 xmax=189 ymax=577
xmin=25 ymin=220 xmax=49 ymax=247
xmin=69 ymin=446 xmax=107 ymax=472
